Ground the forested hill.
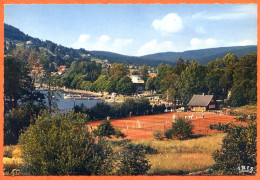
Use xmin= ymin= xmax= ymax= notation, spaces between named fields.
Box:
xmin=4 ymin=23 xmax=257 ymax=66
xmin=90 ymin=50 xmax=167 ymax=66
xmin=141 ymin=45 xmax=257 ymax=65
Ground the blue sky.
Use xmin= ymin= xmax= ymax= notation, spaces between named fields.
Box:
xmin=4 ymin=4 xmax=257 ymax=56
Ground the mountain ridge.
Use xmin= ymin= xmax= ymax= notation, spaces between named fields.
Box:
xmin=4 ymin=23 xmax=257 ymax=66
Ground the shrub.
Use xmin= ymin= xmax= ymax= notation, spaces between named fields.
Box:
xmin=19 ymin=111 xmax=115 ymax=175
xmin=212 ymin=122 xmax=256 ymax=175
xmin=93 ymin=119 xmax=116 ymax=138
xmin=153 ymin=130 xmax=164 ymax=140
xmin=164 ymin=129 xmax=173 ymax=139
xmin=124 ymin=144 xmax=157 ymax=154
xmin=116 ymin=144 xmax=151 ymax=175
xmin=114 ymin=128 xmax=126 ymax=139
xmin=4 ymin=146 xmax=14 ymax=158
xmin=171 ymin=117 xmax=194 ymax=139
xmin=109 ymin=139 xmax=131 ymax=147
xmin=165 ymin=117 xmax=194 ymax=139
xmin=89 ymin=102 xmax=111 ymax=120
xmin=209 ymin=122 xmax=231 ymax=132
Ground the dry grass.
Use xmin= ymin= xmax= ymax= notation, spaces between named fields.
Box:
xmin=132 ymin=133 xmax=226 ymax=153
xmin=147 ymin=153 xmax=215 ymax=174
xmin=230 ymin=105 xmax=257 ymax=115
xmin=3 ymin=157 xmax=24 ymax=175
xmin=3 ymin=133 xmax=226 ymax=175
xmin=132 ymin=132 xmax=226 ymax=175
xmin=3 ymin=145 xmax=23 ymax=175
xmin=12 ymin=145 xmax=22 ymax=158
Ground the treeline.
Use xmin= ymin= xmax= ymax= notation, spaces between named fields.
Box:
xmin=145 ymin=53 xmax=256 ymax=107
xmin=4 ymin=53 xmax=47 ymax=145
xmin=54 ymin=62 xmax=143 ymax=95
xmin=55 ymin=52 xmax=257 ymax=107
xmin=75 ymin=98 xmax=165 ymax=120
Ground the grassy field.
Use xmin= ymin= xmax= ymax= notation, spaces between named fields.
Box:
xmin=131 ymin=132 xmax=226 ymax=175
xmin=3 ymin=145 xmax=23 ymax=175
xmin=230 ymin=105 xmax=257 ymax=116
xmin=3 ymin=133 xmax=226 ymax=175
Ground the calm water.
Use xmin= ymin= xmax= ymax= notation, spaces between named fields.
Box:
xmin=40 ymin=90 xmax=102 ymax=111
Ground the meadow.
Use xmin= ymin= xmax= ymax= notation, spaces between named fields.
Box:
xmin=131 ymin=133 xmax=226 ymax=175
xmin=4 ymin=132 xmax=226 ymax=175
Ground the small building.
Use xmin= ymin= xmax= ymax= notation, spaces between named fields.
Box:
xmin=57 ymin=65 xmax=68 ymax=75
xmin=26 ymin=41 xmax=33 ymax=45
xmin=129 ymin=75 xmax=144 ymax=84
xmin=129 ymin=75 xmax=145 ymax=92
xmin=57 ymin=69 xmax=66 ymax=75
xmin=187 ymin=94 xmax=216 ymax=112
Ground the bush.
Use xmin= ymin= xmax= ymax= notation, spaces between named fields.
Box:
xmin=19 ymin=111 xmax=115 ymax=175
xmin=4 ymin=146 xmax=14 ymax=158
xmin=124 ymin=144 xmax=157 ymax=154
xmin=166 ymin=117 xmax=194 ymax=139
xmin=89 ymin=102 xmax=111 ymax=120
xmin=114 ymin=128 xmax=126 ymax=139
xmin=116 ymin=144 xmax=151 ymax=175
xmin=212 ymin=123 xmax=257 ymax=175
xmin=109 ymin=139 xmax=131 ymax=147
xmin=93 ymin=119 xmax=116 ymax=138
xmin=209 ymin=122 xmax=231 ymax=132
xmin=172 ymin=117 xmax=194 ymax=139
xmin=164 ymin=129 xmax=173 ymax=139
xmin=4 ymin=107 xmax=31 ymax=145
xmin=153 ymin=130 xmax=164 ymax=140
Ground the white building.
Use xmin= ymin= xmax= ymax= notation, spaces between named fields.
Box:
xmin=129 ymin=75 xmax=144 ymax=84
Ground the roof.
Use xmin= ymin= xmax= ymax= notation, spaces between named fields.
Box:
xmin=187 ymin=94 xmax=214 ymax=107
xmin=149 ymin=73 xmax=157 ymax=77
xmin=59 ymin=65 xmax=67 ymax=69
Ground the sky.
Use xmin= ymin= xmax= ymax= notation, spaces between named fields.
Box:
xmin=4 ymin=4 xmax=257 ymax=56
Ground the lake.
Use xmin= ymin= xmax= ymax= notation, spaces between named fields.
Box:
xmin=40 ymin=90 xmax=102 ymax=111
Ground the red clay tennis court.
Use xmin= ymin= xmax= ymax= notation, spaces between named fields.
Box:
xmin=88 ymin=112 xmax=237 ymax=139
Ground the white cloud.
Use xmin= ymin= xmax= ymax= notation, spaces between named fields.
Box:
xmin=192 ymin=4 xmax=257 ymax=20
xmin=72 ymin=34 xmax=133 ymax=55
xmin=138 ymin=39 xmax=175 ymax=56
xmin=92 ymin=34 xmax=111 ymax=50
xmin=152 ymin=13 xmax=183 ymax=34
xmin=99 ymin=35 xmax=111 ymax=42
xmin=190 ymin=37 xmax=222 ymax=50
xmin=73 ymin=34 xmax=91 ymax=49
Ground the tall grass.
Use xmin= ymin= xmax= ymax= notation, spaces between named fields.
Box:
xmin=3 ymin=145 xmax=23 ymax=175
xmin=132 ymin=133 xmax=226 ymax=175
xmin=230 ymin=105 xmax=257 ymax=116
xmin=4 ymin=133 xmax=226 ymax=175
xmin=147 ymin=153 xmax=215 ymax=175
